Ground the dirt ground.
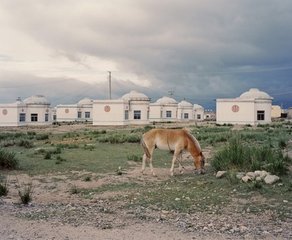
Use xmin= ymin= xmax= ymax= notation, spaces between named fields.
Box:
xmin=0 ymin=124 xmax=291 ymax=240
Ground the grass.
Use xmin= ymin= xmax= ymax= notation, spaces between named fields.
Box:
xmin=18 ymin=184 xmax=33 ymax=204
xmin=0 ymin=122 xmax=291 ymax=220
xmin=0 ymin=148 xmax=19 ymax=169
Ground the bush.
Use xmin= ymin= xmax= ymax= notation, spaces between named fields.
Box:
xmin=127 ymin=154 xmax=141 ymax=162
xmin=18 ymin=184 xmax=33 ymax=204
xmin=17 ymin=139 xmax=34 ymax=148
xmin=36 ymin=134 xmax=49 ymax=140
xmin=0 ymin=148 xmax=19 ymax=169
xmin=211 ymin=136 xmax=289 ymax=175
xmin=0 ymin=180 xmax=8 ymax=196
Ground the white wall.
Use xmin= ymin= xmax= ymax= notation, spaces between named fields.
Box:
xmin=216 ymin=99 xmax=272 ymax=125
xmin=93 ymin=100 xmax=127 ymax=125
xmin=177 ymin=107 xmax=193 ymax=121
xmin=56 ymin=105 xmax=78 ymax=122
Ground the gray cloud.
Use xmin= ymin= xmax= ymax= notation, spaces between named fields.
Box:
xmin=0 ymin=0 xmax=292 ymax=108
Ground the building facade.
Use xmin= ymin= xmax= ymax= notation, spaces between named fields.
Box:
xmin=92 ymin=91 xmax=150 ymax=125
xmin=216 ymin=88 xmax=273 ymax=125
xmin=0 ymin=95 xmax=52 ymax=127
xmin=149 ymin=96 xmax=178 ymax=122
xmin=56 ymin=98 xmax=93 ymax=122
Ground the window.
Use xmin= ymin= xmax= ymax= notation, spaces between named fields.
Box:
xmin=166 ymin=111 xmax=172 ymax=118
xmin=125 ymin=110 xmax=129 ymax=120
xmin=85 ymin=112 xmax=90 ymax=118
xmin=45 ymin=113 xmax=49 ymax=122
xmin=77 ymin=111 xmax=82 ymax=118
xmin=53 ymin=115 xmax=57 ymax=121
xmin=31 ymin=114 xmax=38 ymax=122
xmin=184 ymin=113 xmax=189 ymax=119
xmin=134 ymin=110 xmax=141 ymax=119
xmin=257 ymin=110 xmax=265 ymax=121
xmin=197 ymin=114 xmax=201 ymax=120
xmin=19 ymin=113 xmax=26 ymax=122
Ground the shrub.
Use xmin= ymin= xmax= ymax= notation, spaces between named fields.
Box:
xmin=0 ymin=180 xmax=8 ymax=196
xmin=18 ymin=184 xmax=33 ymax=204
xmin=17 ymin=139 xmax=34 ymax=148
xmin=0 ymin=148 xmax=19 ymax=169
xmin=36 ymin=134 xmax=49 ymax=140
xmin=211 ymin=136 xmax=289 ymax=175
xmin=44 ymin=152 xmax=52 ymax=160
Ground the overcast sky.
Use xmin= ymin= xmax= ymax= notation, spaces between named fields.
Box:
xmin=0 ymin=0 xmax=291 ymax=109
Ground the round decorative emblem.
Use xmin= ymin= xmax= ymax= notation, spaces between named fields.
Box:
xmin=232 ymin=105 xmax=239 ymax=112
xmin=104 ymin=105 xmax=111 ymax=112
xmin=65 ymin=109 xmax=69 ymax=114
xmin=2 ymin=109 xmax=8 ymax=115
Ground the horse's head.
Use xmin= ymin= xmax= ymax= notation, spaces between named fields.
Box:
xmin=194 ymin=152 xmax=205 ymax=174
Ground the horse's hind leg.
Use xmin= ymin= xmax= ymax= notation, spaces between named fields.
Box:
xmin=178 ymin=153 xmax=184 ymax=174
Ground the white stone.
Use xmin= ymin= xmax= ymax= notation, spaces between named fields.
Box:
xmin=246 ymin=172 xmax=256 ymax=179
xmin=242 ymin=176 xmax=252 ymax=183
xmin=216 ymin=171 xmax=227 ymax=178
xmin=264 ymin=175 xmax=280 ymax=184
xmin=236 ymin=172 xmax=245 ymax=179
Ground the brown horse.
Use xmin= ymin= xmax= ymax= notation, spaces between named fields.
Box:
xmin=141 ymin=128 xmax=205 ymax=176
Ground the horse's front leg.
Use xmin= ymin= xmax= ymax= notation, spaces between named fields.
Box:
xmin=141 ymin=154 xmax=147 ymax=174
xmin=170 ymin=152 xmax=180 ymax=176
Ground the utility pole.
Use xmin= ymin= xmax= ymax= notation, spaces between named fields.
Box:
xmin=108 ymin=71 xmax=112 ymax=100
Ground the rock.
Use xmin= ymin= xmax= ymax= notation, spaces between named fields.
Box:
xmin=242 ymin=175 xmax=252 ymax=183
xmin=216 ymin=171 xmax=227 ymax=178
xmin=236 ymin=172 xmax=245 ymax=179
xmin=264 ymin=175 xmax=280 ymax=184
xmin=259 ymin=170 xmax=269 ymax=179
xmin=246 ymin=172 xmax=256 ymax=179
xmin=255 ymin=177 xmax=262 ymax=181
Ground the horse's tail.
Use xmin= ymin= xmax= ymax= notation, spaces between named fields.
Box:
xmin=141 ymin=135 xmax=151 ymax=159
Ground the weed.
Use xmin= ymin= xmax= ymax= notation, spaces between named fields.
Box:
xmin=44 ymin=152 xmax=52 ymax=160
xmin=83 ymin=176 xmax=91 ymax=182
xmin=70 ymin=185 xmax=80 ymax=194
xmin=36 ymin=134 xmax=49 ymax=140
xmin=17 ymin=139 xmax=34 ymax=148
xmin=0 ymin=179 xmax=8 ymax=196
xmin=127 ymin=154 xmax=141 ymax=162
xmin=18 ymin=184 xmax=33 ymax=204
xmin=0 ymin=148 xmax=19 ymax=169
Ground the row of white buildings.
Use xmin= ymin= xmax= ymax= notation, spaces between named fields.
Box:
xmin=0 ymin=91 xmax=205 ymax=127
xmin=0 ymin=88 xmax=286 ymax=127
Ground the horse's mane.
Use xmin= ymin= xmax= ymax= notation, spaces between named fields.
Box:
xmin=183 ymin=129 xmax=202 ymax=153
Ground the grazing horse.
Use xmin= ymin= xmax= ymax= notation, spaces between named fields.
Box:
xmin=141 ymin=128 xmax=205 ymax=176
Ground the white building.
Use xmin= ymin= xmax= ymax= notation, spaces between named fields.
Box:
xmin=177 ymin=100 xmax=193 ymax=121
xmin=193 ymin=104 xmax=204 ymax=121
xmin=0 ymin=95 xmax=52 ymax=127
xmin=271 ymin=105 xmax=282 ymax=119
xmin=216 ymin=88 xmax=273 ymax=125
xmin=149 ymin=96 xmax=178 ymax=122
xmin=56 ymin=98 xmax=93 ymax=122
xmin=92 ymin=91 xmax=150 ymax=126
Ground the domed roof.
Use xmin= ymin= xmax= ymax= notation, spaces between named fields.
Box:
xmin=178 ymin=100 xmax=193 ymax=108
xmin=78 ymin=98 xmax=93 ymax=105
xmin=239 ymin=88 xmax=272 ymax=100
xmin=193 ymin=104 xmax=204 ymax=109
xmin=156 ymin=96 xmax=177 ymax=105
xmin=121 ymin=90 xmax=149 ymax=101
xmin=24 ymin=95 xmax=50 ymax=105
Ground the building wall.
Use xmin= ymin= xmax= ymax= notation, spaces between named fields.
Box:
xmin=128 ymin=101 xmax=150 ymax=125
xmin=177 ymin=107 xmax=193 ymax=121
xmin=149 ymin=105 xmax=162 ymax=122
xmin=216 ymin=99 xmax=272 ymax=125
xmin=0 ymin=105 xmax=21 ymax=126
xmin=216 ymin=100 xmax=255 ymax=125
xmin=271 ymin=105 xmax=281 ymax=118
xmin=194 ymin=108 xmax=204 ymax=121
xmin=93 ymin=100 xmax=126 ymax=125
xmin=56 ymin=105 xmax=78 ymax=122
xmin=25 ymin=105 xmax=51 ymax=125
